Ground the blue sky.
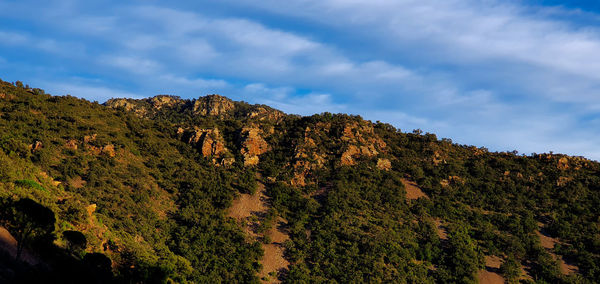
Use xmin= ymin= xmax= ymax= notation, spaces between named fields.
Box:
xmin=1 ymin=0 xmax=599 ymax=160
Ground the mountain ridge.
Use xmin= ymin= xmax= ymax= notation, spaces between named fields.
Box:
xmin=0 ymin=79 xmax=598 ymax=283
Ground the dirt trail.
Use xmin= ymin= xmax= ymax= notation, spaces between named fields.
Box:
xmin=227 ymin=177 xmax=290 ymax=283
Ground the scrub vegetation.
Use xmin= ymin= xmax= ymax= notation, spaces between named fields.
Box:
xmin=0 ymin=79 xmax=597 ymax=283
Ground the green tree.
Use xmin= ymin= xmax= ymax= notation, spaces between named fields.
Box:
xmin=443 ymin=226 xmax=482 ymax=283
xmin=500 ymin=256 xmax=521 ymax=283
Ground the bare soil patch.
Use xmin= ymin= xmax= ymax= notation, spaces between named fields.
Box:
xmin=478 ymin=255 xmax=505 ymax=284
xmin=477 ymin=270 xmax=504 ymax=284
xmin=559 ymin=257 xmax=579 ymax=275
xmin=68 ymin=176 xmax=87 ymax=189
xmin=227 ymin=177 xmax=290 ymax=283
xmin=228 ymin=190 xmax=266 ymax=227
xmin=536 ymin=230 xmax=558 ymax=250
xmin=433 ymin=219 xmax=448 ymax=240
xmin=536 ymin=226 xmax=579 ymax=275
xmin=401 ymin=179 xmax=429 ymax=200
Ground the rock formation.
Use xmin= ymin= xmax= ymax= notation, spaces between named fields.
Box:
xmin=339 ymin=121 xmax=386 ymax=166
xmin=149 ymin=95 xmax=182 ymax=110
xmin=243 ymin=106 xmax=285 ymax=121
xmin=187 ymin=127 xmax=233 ymax=166
xmin=376 ymin=158 xmax=392 ymax=171
xmin=290 ymin=124 xmax=329 ymax=186
xmin=240 ymin=127 xmax=270 ymax=166
xmin=105 ymin=98 xmax=148 ymax=117
xmin=193 ymin=95 xmax=235 ymax=117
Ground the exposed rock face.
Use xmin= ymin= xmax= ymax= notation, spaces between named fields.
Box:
xmin=341 ymin=145 xmax=361 ymax=166
xmin=86 ymin=204 xmax=97 ymax=218
xmin=291 ymin=124 xmax=329 ymax=186
xmin=149 ymin=95 xmax=182 ymax=110
xmin=558 ymin=157 xmax=569 ymax=170
xmin=102 ymin=144 xmax=116 ymax=157
xmin=193 ymin=95 xmax=235 ymax=117
xmin=440 ymin=176 xmax=465 ymax=188
xmin=244 ymin=106 xmax=285 ymax=121
xmin=339 ymin=121 xmax=386 ymax=166
xmin=84 ymin=144 xmax=116 ymax=157
xmin=65 ymin=139 xmax=78 ymax=150
xmin=376 ymin=158 xmax=392 ymax=171
xmin=240 ymin=127 xmax=270 ymax=166
xmin=188 ymin=128 xmax=228 ymax=158
xmin=105 ymin=99 xmax=148 ymax=116
xmin=83 ymin=134 xmax=97 ymax=143
xmin=556 ymin=176 xmax=573 ymax=187
xmin=433 ymin=151 xmax=446 ymax=165
xmin=186 ymin=127 xmax=234 ymax=166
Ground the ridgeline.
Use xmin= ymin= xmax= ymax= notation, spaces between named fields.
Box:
xmin=0 ymin=79 xmax=598 ymax=283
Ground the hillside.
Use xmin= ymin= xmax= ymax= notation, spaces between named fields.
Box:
xmin=0 ymin=79 xmax=598 ymax=283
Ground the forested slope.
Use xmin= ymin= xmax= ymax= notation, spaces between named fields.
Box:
xmin=0 ymin=79 xmax=598 ymax=283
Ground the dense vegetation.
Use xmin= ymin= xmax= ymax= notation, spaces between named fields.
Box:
xmin=0 ymin=79 xmax=598 ymax=283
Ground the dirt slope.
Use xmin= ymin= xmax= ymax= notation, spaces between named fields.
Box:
xmin=227 ymin=177 xmax=290 ymax=282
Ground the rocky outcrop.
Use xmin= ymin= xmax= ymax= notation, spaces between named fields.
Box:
xmin=102 ymin=144 xmax=116 ymax=157
xmin=243 ymin=106 xmax=285 ymax=121
xmin=240 ymin=127 xmax=270 ymax=166
xmin=105 ymin=98 xmax=148 ymax=117
xmin=339 ymin=121 xmax=386 ymax=166
xmin=376 ymin=158 xmax=392 ymax=171
xmin=340 ymin=145 xmax=361 ymax=166
xmin=83 ymin=134 xmax=97 ymax=143
xmin=187 ymin=127 xmax=233 ymax=166
xmin=290 ymin=124 xmax=329 ymax=186
xmin=193 ymin=95 xmax=235 ymax=117
xmin=440 ymin=176 xmax=465 ymax=188
xmin=189 ymin=128 xmax=227 ymax=157
xmin=86 ymin=204 xmax=97 ymax=218
xmin=433 ymin=151 xmax=446 ymax=165
xmin=65 ymin=139 xmax=78 ymax=150
xmin=556 ymin=176 xmax=573 ymax=187
xmin=557 ymin=157 xmax=569 ymax=170
xmin=149 ymin=95 xmax=182 ymax=110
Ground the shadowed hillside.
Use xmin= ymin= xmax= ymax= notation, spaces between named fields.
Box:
xmin=0 ymin=79 xmax=598 ymax=283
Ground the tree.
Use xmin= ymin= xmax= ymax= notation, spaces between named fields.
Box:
xmin=0 ymin=198 xmax=56 ymax=260
xmin=500 ymin=256 xmax=521 ymax=283
xmin=63 ymin=230 xmax=87 ymax=255
xmin=443 ymin=226 xmax=482 ymax=283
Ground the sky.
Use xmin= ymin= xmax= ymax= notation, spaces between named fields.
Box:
xmin=0 ymin=0 xmax=599 ymax=160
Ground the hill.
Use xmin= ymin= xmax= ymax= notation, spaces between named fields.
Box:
xmin=0 ymin=79 xmax=598 ymax=283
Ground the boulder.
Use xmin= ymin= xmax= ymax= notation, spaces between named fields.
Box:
xmin=376 ymin=158 xmax=392 ymax=171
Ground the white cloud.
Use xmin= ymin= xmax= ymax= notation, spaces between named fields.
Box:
xmin=101 ymin=56 xmax=161 ymax=74
xmin=159 ymin=74 xmax=229 ymax=89
xmin=1 ymin=0 xmax=600 ymax=159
